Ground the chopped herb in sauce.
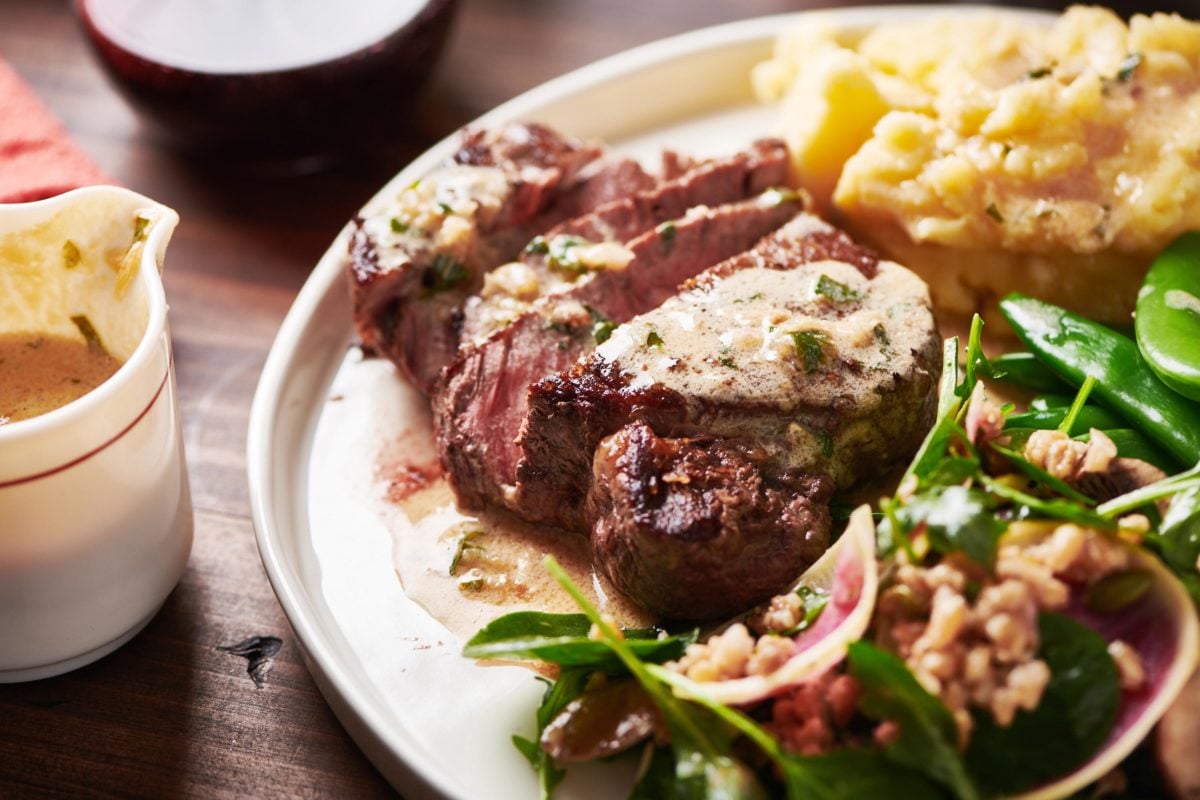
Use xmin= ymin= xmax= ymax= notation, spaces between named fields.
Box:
xmin=986 ymin=203 xmax=1005 ymax=224
xmin=585 ymin=305 xmax=615 ymax=344
xmin=62 ymin=240 xmax=81 ymax=269
xmin=761 ymin=187 xmax=801 ymax=206
xmin=657 ymin=221 xmax=676 ymax=255
xmin=132 ymin=214 xmax=151 ymax=243
xmin=70 ymin=314 xmax=105 ymax=353
xmin=814 ymin=273 xmax=863 ymax=303
xmin=815 ymin=429 xmax=834 ymax=458
xmin=406 ymin=178 xmax=422 ymax=191
xmin=733 ymin=292 xmax=764 ymax=304
xmin=1117 ymin=52 xmax=1143 ymax=82
xmin=548 ymin=236 xmax=587 ymax=273
xmin=646 ymin=330 xmax=664 ymax=348
xmin=873 ymin=323 xmax=890 ymax=347
xmin=525 ymin=236 xmax=550 ymax=255
xmin=437 ymin=202 xmax=454 ymax=215
xmin=1022 ymin=65 xmax=1054 ymax=81
xmin=718 ymin=354 xmax=738 ymax=369
xmin=789 ymin=329 xmax=829 ymax=373
xmin=390 ymin=218 xmax=409 ymax=234
xmin=449 ymin=530 xmax=484 ymax=576
xmin=424 ymin=253 xmax=468 ymax=294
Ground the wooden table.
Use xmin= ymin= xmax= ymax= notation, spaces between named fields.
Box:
xmin=0 ymin=0 xmax=1184 ymax=796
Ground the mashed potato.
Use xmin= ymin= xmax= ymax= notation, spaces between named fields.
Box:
xmin=755 ymin=6 xmax=1200 ymax=323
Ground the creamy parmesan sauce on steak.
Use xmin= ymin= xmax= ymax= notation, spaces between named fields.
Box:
xmin=592 ymin=257 xmax=936 ymax=484
xmin=360 ymin=165 xmax=511 ymax=274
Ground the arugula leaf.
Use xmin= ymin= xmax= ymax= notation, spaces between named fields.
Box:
xmin=989 ymin=443 xmax=1096 ymax=506
xmin=630 ymin=746 xmax=677 ymax=799
xmin=894 ymin=485 xmax=1004 ymax=568
xmin=959 ymin=314 xmax=989 ymax=401
xmin=979 ymin=474 xmax=1116 ymax=531
xmin=463 ymin=611 xmax=694 ymax=669
xmin=847 ymin=642 xmax=980 ymax=800
xmin=965 ymin=613 xmax=1119 ymax=796
xmin=1098 ymin=462 xmax=1200 ymax=519
xmin=922 ymin=455 xmax=982 ymax=488
xmin=902 ymin=338 xmax=964 ymax=485
xmin=650 ymin=665 xmax=946 ymax=800
xmin=514 ymin=668 xmax=590 ymax=798
xmin=1150 ymin=487 xmax=1200 ymax=609
xmin=543 ymin=560 xmax=767 ymax=798
xmin=779 ymin=750 xmax=951 ymax=800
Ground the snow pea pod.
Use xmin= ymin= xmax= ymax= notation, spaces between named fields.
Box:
xmin=1000 ymin=293 xmax=1200 ymax=466
xmin=1029 ymin=393 xmax=1074 ymax=411
xmin=1004 ymin=405 xmax=1123 ymax=433
xmin=1135 ymin=231 xmax=1200 ymax=400
xmin=989 ymin=352 xmax=1067 ymax=392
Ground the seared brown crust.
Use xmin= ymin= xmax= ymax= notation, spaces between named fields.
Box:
xmin=589 ymin=422 xmax=832 ymax=619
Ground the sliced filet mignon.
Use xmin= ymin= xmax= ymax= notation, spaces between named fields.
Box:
xmin=348 ymin=123 xmax=650 ymax=393
xmin=462 ymin=140 xmax=791 ymax=343
xmin=517 ymin=213 xmax=941 ymax=531
xmin=588 ymin=421 xmax=833 ymax=619
xmin=435 ymin=191 xmax=804 ymax=514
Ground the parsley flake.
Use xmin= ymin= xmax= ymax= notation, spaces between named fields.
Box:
xmin=814 ymin=274 xmax=864 ymax=303
xmin=789 ymin=329 xmax=829 ymax=373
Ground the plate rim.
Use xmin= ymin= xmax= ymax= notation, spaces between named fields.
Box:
xmin=246 ymin=5 xmax=1052 ymax=797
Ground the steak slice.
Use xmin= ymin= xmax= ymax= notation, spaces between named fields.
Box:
xmin=462 ymin=139 xmax=791 ymax=344
xmin=435 ymin=191 xmax=804 ymax=514
xmin=517 ymin=213 xmax=942 ymax=531
xmin=589 ymin=422 xmax=833 ymax=619
xmin=348 ymin=123 xmax=649 ymax=393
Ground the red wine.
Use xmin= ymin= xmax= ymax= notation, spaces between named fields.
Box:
xmin=77 ymin=0 xmax=458 ymax=160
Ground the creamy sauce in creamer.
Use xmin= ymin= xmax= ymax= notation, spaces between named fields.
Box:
xmin=390 ymin=477 xmax=654 ymax=640
xmin=0 ymin=332 xmax=121 ymax=424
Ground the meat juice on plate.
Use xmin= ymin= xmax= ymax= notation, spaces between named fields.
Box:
xmin=76 ymin=0 xmax=458 ymax=161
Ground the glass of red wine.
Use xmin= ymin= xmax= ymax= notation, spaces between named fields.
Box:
xmin=76 ymin=0 xmax=459 ymax=169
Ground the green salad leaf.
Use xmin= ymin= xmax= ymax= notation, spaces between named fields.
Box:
xmin=893 ymin=485 xmax=1004 ymax=568
xmin=1151 ymin=486 xmax=1200 ymax=608
xmin=965 ymin=613 xmax=1120 ymax=796
xmin=542 ymin=560 xmax=768 ymax=799
xmin=650 ymin=664 xmax=947 ymax=800
xmin=463 ymin=611 xmax=694 ymax=670
xmin=514 ymin=668 xmax=590 ymax=799
xmin=847 ymin=642 xmax=980 ymax=800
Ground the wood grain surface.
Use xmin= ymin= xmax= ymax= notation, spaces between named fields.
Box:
xmin=0 ymin=0 xmax=1184 ymax=797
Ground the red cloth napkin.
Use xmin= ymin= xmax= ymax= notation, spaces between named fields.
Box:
xmin=0 ymin=57 xmax=112 ymax=203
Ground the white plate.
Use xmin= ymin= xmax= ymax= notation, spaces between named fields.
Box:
xmin=247 ymin=6 xmax=1046 ymax=797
